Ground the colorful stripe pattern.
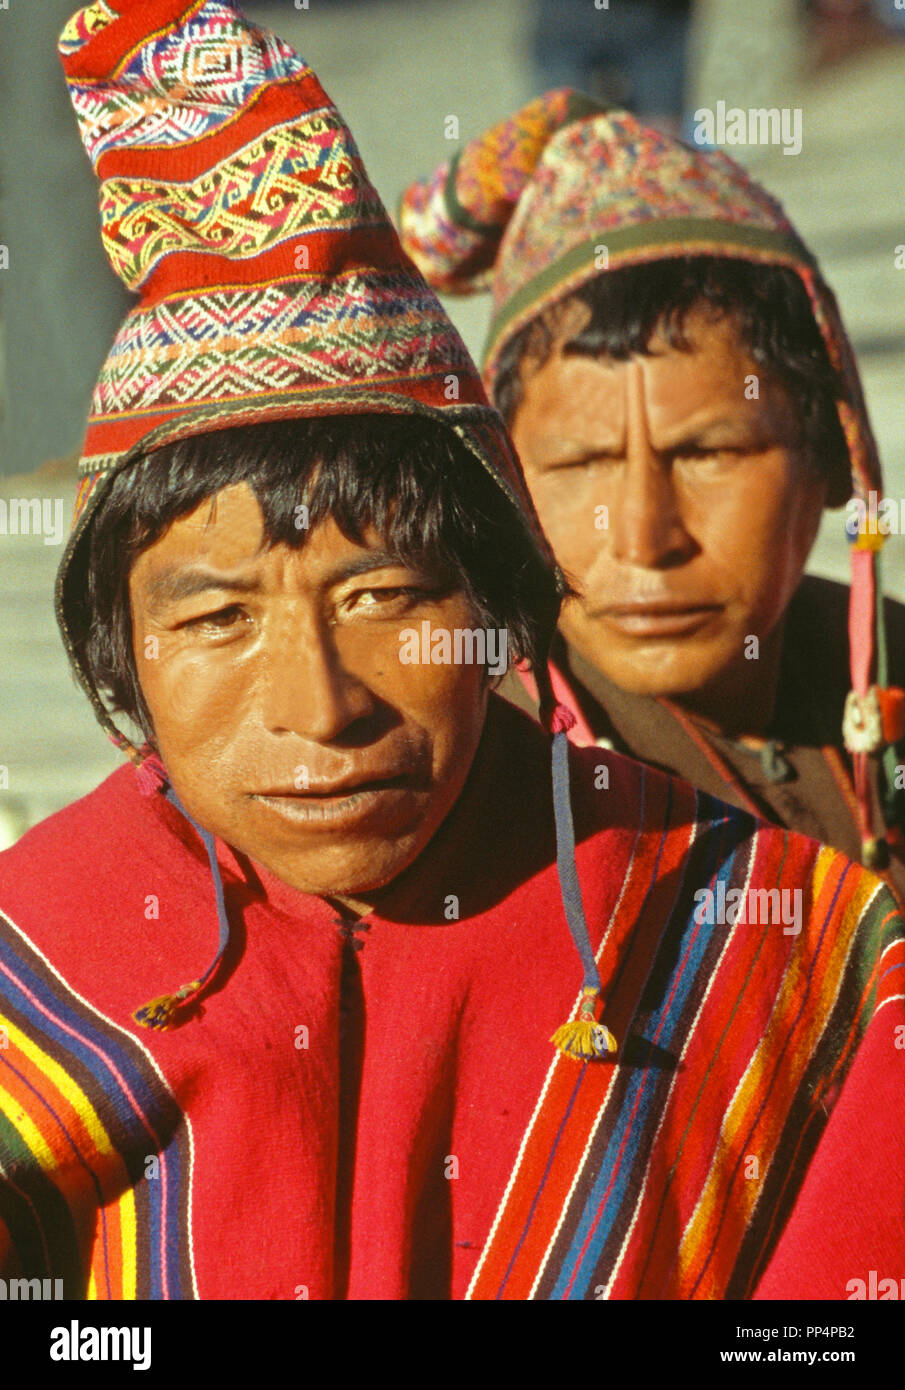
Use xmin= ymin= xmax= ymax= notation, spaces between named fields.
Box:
xmin=399 ymin=90 xmax=599 ymax=296
xmin=62 ymin=2 xmax=308 ymax=162
xmin=58 ymin=0 xmax=117 ymax=58
xmin=0 ymin=910 xmax=195 ymax=1299
xmin=467 ymin=779 xmax=904 ymax=1300
xmin=99 ymin=109 xmax=387 ymax=292
xmin=90 ymin=272 xmax=478 ymax=423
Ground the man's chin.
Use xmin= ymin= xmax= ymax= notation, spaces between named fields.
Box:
xmin=239 ymin=822 xmax=430 ymax=899
xmin=584 ymin=638 xmax=736 ymax=702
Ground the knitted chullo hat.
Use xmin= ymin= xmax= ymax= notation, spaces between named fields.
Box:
xmin=57 ymin=0 xmax=546 ymax=747
xmin=56 ymin=5 xmax=611 ymax=1057
xmin=400 ymin=92 xmax=904 ymax=868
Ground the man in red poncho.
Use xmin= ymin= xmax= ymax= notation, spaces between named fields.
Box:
xmin=0 ymin=1 xmax=903 ymax=1301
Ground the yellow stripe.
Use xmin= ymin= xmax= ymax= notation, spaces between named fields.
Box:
xmin=0 ymin=1080 xmax=58 ymax=1170
xmin=87 ymin=1189 xmax=137 ymax=1301
xmin=120 ymin=1187 xmax=138 ymax=1301
xmin=2 ymin=1016 xmax=119 ymax=1165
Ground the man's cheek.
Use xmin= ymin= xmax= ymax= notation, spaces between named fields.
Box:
xmin=536 ymin=498 xmax=601 ymax=572
xmin=406 ymin=663 xmax=482 ymax=729
xmin=528 ymin=471 xmax=585 ymax=521
xmin=141 ymin=656 xmax=237 ymax=759
xmin=163 ymin=648 xmax=236 ymax=712
xmin=706 ymin=474 xmax=790 ymax=541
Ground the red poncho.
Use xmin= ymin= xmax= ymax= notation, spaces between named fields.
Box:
xmin=1 ymin=698 xmax=903 ymax=1299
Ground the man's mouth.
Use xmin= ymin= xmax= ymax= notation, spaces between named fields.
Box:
xmin=596 ymin=602 xmax=722 ymax=637
xmin=249 ymin=774 xmax=417 ymax=828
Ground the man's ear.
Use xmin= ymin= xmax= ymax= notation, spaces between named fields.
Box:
xmin=824 ymin=452 xmax=854 ymax=510
xmin=800 ymin=435 xmax=846 ymax=511
xmin=813 ymin=419 xmax=855 ymax=510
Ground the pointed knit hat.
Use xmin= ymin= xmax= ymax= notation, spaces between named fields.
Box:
xmin=56 ymin=0 xmax=552 ymax=758
xmin=400 ymin=92 xmax=904 ymax=866
xmin=56 ymin=4 xmax=611 ymax=1055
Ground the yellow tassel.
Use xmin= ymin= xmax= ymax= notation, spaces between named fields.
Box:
xmin=133 ymin=980 xmax=201 ymax=1031
xmin=551 ymin=1019 xmax=617 ymax=1060
xmin=861 ymin=837 xmax=889 ymax=870
xmin=551 ymin=987 xmax=617 ymax=1060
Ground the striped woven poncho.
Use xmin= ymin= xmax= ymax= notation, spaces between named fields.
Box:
xmin=0 ymin=699 xmax=903 ymax=1299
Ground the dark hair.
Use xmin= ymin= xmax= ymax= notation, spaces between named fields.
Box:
xmin=66 ymin=413 xmax=560 ymax=739
xmin=492 ymin=257 xmax=851 ymax=505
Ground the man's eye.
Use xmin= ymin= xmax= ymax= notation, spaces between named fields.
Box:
xmin=341 ymin=585 xmax=429 ymax=615
xmin=183 ymin=604 xmax=245 ymax=629
xmin=351 ymin=587 xmax=413 ymax=607
xmin=545 ymin=456 xmax=619 ymax=473
xmin=674 ymin=446 xmax=746 ymax=464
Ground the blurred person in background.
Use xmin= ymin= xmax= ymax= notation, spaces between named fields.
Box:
xmin=400 ymin=92 xmax=905 ymax=908
xmin=808 ymin=0 xmax=905 ymax=67
xmin=532 ymin=0 xmax=692 ymax=133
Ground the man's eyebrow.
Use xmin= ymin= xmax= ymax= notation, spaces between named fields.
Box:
xmin=535 ymin=416 xmax=766 ymax=465
xmin=655 ymin=416 xmax=765 ymax=451
xmin=144 ymin=567 xmax=265 ymax=605
xmin=328 ymin=550 xmax=417 ymax=582
xmin=144 ymin=551 xmax=426 ymax=605
xmin=531 ymin=439 xmax=622 ymax=467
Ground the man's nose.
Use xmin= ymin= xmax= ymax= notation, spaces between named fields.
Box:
xmin=608 ymin=364 xmax=695 ymax=569
xmin=257 ymin=605 xmax=376 ymax=742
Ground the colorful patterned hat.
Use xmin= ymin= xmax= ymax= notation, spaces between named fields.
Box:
xmin=56 ymin=0 xmax=549 ymax=758
xmin=400 ymin=92 xmax=902 ymax=866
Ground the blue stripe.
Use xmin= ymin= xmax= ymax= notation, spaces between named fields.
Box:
xmin=550 ymin=796 xmax=735 ymax=1298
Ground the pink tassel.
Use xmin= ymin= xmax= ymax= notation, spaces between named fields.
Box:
xmin=551 ymin=703 xmax=576 ymax=735
xmin=135 ymin=755 xmax=167 ymax=797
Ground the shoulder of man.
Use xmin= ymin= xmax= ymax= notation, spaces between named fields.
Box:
xmin=567 ymin=733 xmax=903 ymax=991
xmin=0 ymin=765 xmax=215 ymax=988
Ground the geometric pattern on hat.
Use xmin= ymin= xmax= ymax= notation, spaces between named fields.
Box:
xmin=61 ymin=1 xmax=309 ymax=162
xmin=57 ymin=0 xmax=528 ymax=487
xmin=58 ymin=0 xmax=118 ymax=57
xmin=400 ymin=90 xmax=602 ymax=296
xmin=85 ymin=272 xmax=481 ymax=474
xmin=100 ymin=112 xmax=389 ymax=291
xmin=57 ymin=0 xmax=556 ymax=760
xmin=486 ymin=113 xmax=810 ymax=353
